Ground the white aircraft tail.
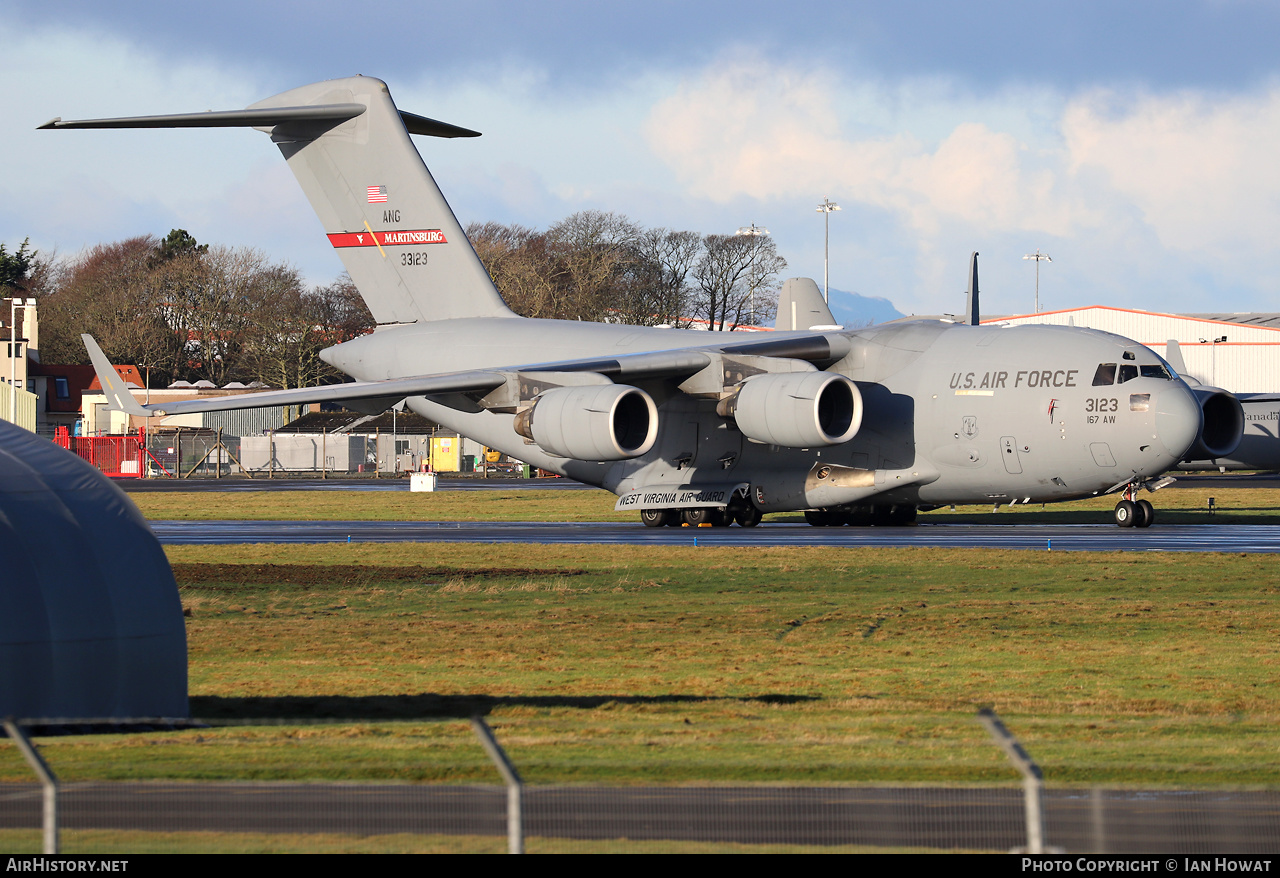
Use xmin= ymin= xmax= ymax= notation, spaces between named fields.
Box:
xmin=42 ymin=75 xmax=516 ymax=325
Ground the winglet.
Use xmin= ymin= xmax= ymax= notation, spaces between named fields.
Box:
xmin=775 ymin=278 xmax=838 ymax=331
xmin=82 ymin=334 xmax=150 ymax=416
xmin=964 ymin=252 xmax=980 ymax=325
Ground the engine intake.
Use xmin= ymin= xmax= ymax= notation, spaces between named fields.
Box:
xmin=514 ymin=384 xmax=658 ymax=460
xmin=730 ymin=371 xmax=862 ymax=447
xmin=1183 ymin=388 xmax=1245 ymax=460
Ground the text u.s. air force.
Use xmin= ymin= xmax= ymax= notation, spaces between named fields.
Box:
xmin=950 ymin=370 xmax=1080 ymax=390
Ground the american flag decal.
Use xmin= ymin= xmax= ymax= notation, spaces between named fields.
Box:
xmin=367 ymin=185 xmax=388 ymax=203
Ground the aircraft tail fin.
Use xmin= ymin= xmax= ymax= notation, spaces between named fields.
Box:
xmin=775 ymin=278 xmax=838 ymax=331
xmin=44 ymin=76 xmax=515 ymax=325
xmin=82 ymin=334 xmax=150 ymax=417
xmin=1165 ymin=339 xmax=1200 ymax=385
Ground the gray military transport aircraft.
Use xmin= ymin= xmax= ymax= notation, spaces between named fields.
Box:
xmin=44 ymin=76 xmax=1244 ymax=528
xmin=1163 ymin=341 xmax=1277 ymax=472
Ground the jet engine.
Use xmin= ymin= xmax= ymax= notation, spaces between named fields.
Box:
xmin=729 ymin=371 xmax=862 ymax=447
xmin=1182 ymin=387 xmax=1245 ymax=460
xmin=514 ymin=383 xmax=659 ymax=460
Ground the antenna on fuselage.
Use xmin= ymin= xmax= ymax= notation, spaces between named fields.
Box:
xmin=964 ymin=251 xmax=980 ymax=325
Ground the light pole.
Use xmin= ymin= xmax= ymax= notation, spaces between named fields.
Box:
xmin=1199 ymin=335 xmax=1227 ymax=386
xmin=8 ymin=297 xmax=36 ymax=425
xmin=1023 ymin=250 xmax=1052 ymax=313
xmin=735 ymin=223 xmax=770 ymax=325
xmin=816 ymin=198 xmax=841 ymax=303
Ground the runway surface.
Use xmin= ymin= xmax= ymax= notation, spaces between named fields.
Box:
xmin=2 ymin=782 xmax=1274 ymax=852
xmin=151 ymin=519 xmax=1280 ymax=552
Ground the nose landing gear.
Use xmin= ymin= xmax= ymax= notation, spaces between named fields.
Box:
xmin=1114 ymin=484 xmax=1156 ymax=528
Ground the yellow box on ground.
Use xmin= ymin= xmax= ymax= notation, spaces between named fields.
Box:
xmin=430 ymin=436 xmax=460 ymax=472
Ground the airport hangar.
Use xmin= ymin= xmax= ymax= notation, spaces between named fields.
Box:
xmin=975 ymin=307 xmax=1280 ymax=394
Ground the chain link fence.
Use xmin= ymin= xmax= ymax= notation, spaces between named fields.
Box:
xmin=4 ymin=717 xmax=1278 ymax=854
xmin=2 ymin=781 xmax=1278 ymax=854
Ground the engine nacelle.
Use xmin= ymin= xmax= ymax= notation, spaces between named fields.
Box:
xmin=514 ymin=384 xmax=659 ymax=460
xmin=1182 ymin=387 xmax=1245 ymax=460
xmin=731 ymin=371 xmax=862 ymax=447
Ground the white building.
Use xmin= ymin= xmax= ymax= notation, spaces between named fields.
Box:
xmin=983 ymin=307 xmax=1280 ymax=393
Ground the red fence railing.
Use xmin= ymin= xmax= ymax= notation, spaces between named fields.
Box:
xmin=55 ymin=427 xmax=146 ymax=478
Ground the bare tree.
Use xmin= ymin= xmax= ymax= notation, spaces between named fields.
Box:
xmin=628 ymin=228 xmax=702 ymax=327
xmin=36 ymin=236 xmax=181 ymax=378
xmin=692 ymin=234 xmax=786 ymax=330
xmin=467 ymin=221 xmax=564 ymax=318
xmin=546 ymin=210 xmax=641 ymax=320
xmin=244 ymin=272 xmax=375 ymax=390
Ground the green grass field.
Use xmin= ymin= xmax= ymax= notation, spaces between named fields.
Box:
xmin=6 ymin=539 xmax=1278 ymax=789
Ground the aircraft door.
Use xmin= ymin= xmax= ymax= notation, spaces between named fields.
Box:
xmin=999 ymin=436 xmax=1023 ymax=474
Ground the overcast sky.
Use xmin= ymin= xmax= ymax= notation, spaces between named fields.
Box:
xmin=5 ymin=1 xmax=1280 ymax=317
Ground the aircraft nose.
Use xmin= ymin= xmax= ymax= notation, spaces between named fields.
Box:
xmin=1155 ymin=383 xmax=1202 ymax=460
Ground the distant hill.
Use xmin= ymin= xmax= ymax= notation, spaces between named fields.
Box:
xmin=825 ymin=287 xmax=904 ymax=328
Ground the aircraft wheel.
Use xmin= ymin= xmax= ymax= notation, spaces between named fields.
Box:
xmin=684 ymin=508 xmax=714 ymax=526
xmin=641 ymin=509 xmax=673 ymax=528
xmin=710 ymin=508 xmax=731 ymax=527
xmin=805 ymin=510 xmax=835 ymax=527
xmin=844 ymin=506 xmax=873 ymax=527
xmin=1114 ymin=499 xmax=1137 ymax=528
xmin=870 ymin=506 xmax=893 ymax=526
xmin=735 ymin=505 xmax=763 ymax=528
xmin=1135 ymin=499 xmax=1155 ymax=528
xmin=887 ymin=505 xmax=918 ymax=526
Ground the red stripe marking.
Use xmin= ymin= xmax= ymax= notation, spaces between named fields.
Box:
xmin=328 ymin=229 xmax=449 ymax=248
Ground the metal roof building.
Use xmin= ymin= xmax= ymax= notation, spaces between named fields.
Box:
xmin=982 ymin=307 xmax=1280 ymax=393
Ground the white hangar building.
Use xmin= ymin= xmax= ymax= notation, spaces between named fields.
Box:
xmin=983 ymin=308 xmax=1280 ymax=393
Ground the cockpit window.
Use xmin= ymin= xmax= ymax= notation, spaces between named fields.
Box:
xmin=1118 ymin=364 xmax=1139 ymax=383
xmin=1092 ymin=364 xmax=1116 ymax=386
xmin=1140 ymin=364 xmax=1172 ymax=380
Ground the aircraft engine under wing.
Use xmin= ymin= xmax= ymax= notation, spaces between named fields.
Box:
xmin=513 ymin=384 xmax=659 ymax=460
xmin=1183 ymin=387 xmax=1246 ymax=461
xmin=725 ymin=371 xmax=862 ymax=447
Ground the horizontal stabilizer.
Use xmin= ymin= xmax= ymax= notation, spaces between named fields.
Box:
xmin=39 ymin=105 xmax=480 ymax=138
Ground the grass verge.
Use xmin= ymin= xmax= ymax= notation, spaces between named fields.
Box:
xmin=4 ymin=543 xmax=1277 ymax=788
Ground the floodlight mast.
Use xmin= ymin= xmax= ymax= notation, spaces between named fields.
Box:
xmin=734 ymin=223 xmax=770 ymax=325
xmin=1023 ymin=250 xmax=1052 ymax=313
xmin=816 ymin=198 xmax=841 ymax=304
xmin=1198 ymin=335 xmax=1228 ymax=386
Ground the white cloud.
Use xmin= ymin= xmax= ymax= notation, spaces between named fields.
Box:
xmin=643 ymin=57 xmax=1280 ymax=312
xmin=1063 ymin=86 xmax=1280 ymax=261
xmin=645 ymin=59 xmax=1095 ymax=239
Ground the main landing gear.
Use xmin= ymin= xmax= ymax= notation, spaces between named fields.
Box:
xmin=640 ymin=502 xmax=763 ymax=528
xmin=805 ymin=504 xmax=917 ymax=527
xmin=1113 ymin=484 xmax=1155 ymax=528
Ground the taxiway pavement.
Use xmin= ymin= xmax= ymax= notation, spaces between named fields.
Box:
xmin=150 ymin=519 xmax=1280 ymax=552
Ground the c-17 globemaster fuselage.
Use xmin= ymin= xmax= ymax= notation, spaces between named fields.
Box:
xmin=48 ymin=75 xmax=1232 ymax=528
xmin=321 ymin=310 xmax=1205 ymax=526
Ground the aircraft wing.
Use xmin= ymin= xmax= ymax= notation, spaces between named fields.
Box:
xmin=82 ymin=334 xmax=507 ymax=418
xmin=84 ymin=328 xmax=847 ymax=418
